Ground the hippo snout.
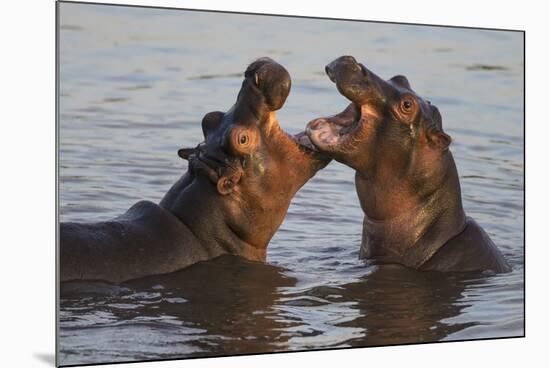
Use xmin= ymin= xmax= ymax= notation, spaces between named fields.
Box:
xmin=328 ymin=55 xmax=359 ymax=68
xmin=325 ymin=65 xmax=336 ymax=83
xmin=324 ymin=56 xmax=374 ymax=104
xmin=325 ymin=56 xmax=362 ymax=81
xmin=244 ymin=57 xmax=291 ymax=111
xmin=324 ymin=56 xmax=397 ymax=106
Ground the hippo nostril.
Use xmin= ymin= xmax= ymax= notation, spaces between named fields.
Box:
xmin=359 ymin=63 xmax=369 ymax=77
xmin=340 ymin=55 xmax=357 ymax=64
xmin=325 ymin=65 xmax=336 ymax=83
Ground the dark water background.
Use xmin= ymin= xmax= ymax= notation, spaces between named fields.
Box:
xmin=58 ymin=3 xmax=524 ymax=365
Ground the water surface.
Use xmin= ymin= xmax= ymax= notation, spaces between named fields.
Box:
xmin=58 ymin=3 xmax=524 ymax=365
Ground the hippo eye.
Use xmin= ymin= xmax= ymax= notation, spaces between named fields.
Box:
xmin=229 ymin=128 xmax=256 ymax=155
xmin=238 ymin=133 xmax=249 ymax=145
xmin=400 ymin=96 xmax=416 ymax=114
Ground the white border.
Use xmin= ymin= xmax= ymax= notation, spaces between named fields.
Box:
xmin=3 ymin=0 xmax=546 ymax=367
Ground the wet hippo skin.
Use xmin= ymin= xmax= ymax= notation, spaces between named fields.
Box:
xmin=60 ymin=58 xmax=329 ymax=283
xmin=306 ymin=55 xmax=510 ymax=273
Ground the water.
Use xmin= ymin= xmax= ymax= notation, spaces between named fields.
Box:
xmin=58 ymin=3 xmax=524 ymax=366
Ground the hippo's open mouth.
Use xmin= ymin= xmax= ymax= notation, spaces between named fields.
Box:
xmin=306 ymin=103 xmax=360 ymax=148
xmin=293 ymin=130 xmax=321 ymax=153
xmin=305 ymin=101 xmax=382 ymax=153
xmin=305 ymin=56 xmax=387 ymax=154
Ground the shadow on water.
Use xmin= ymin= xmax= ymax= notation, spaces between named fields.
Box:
xmin=59 ymin=256 xmax=297 ymax=364
xmin=342 ymin=265 xmax=482 ymax=346
xmin=60 ymin=259 xmax=521 ymax=365
xmin=129 ymin=256 xmax=298 ymax=356
xmin=292 ymin=264 xmax=483 ymax=347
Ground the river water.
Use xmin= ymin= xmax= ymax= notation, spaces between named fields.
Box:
xmin=58 ymin=3 xmax=524 ymax=366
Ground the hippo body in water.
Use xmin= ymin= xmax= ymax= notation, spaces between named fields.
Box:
xmin=60 ymin=58 xmax=329 ymax=283
xmin=306 ymin=56 xmax=510 ymax=273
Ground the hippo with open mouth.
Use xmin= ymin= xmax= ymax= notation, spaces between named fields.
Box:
xmin=306 ymin=55 xmax=510 ymax=273
xmin=60 ymin=57 xmax=329 ymax=283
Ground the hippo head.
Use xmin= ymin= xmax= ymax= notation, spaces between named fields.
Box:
xmin=179 ymin=58 xmax=329 ymax=251
xmin=306 ymin=55 xmax=450 ymax=175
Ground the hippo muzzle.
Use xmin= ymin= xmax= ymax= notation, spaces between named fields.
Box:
xmin=306 ymin=55 xmax=436 ymax=168
xmin=325 ymin=55 xmax=388 ymax=106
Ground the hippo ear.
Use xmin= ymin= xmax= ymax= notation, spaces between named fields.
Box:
xmin=427 ymin=130 xmax=452 ymax=151
xmin=216 ymin=171 xmax=242 ymax=195
xmin=217 ymin=177 xmax=235 ymax=195
xmin=177 ymin=147 xmax=195 ymax=160
xmin=201 ymin=111 xmax=225 ymax=139
xmin=216 ymin=175 xmax=243 ymax=195
xmin=390 ymin=75 xmax=411 ymax=89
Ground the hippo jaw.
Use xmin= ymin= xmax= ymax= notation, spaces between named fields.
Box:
xmin=292 ymin=130 xmax=326 ymax=155
xmin=305 ymin=56 xmax=389 ymax=166
xmin=306 ymin=102 xmax=381 ymax=157
xmin=306 ymin=55 xmax=447 ymax=173
xmin=174 ymin=58 xmax=331 ymax=254
xmin=181 ymin=127 xmax=327 ymax=191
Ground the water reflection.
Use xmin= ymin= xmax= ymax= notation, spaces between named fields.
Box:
xmin=60 ymin=256 xmax=298 ymax=363
xmin=334 ymin=265 xmax=479 ymax=346
xmin=60 ymin=258 xmax=520 ymax=365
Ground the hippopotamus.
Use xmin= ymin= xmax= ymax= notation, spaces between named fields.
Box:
xmin=60 ymin=57 xmax=329 ymax=283
xmin=306 ymin=55 xmax=510 ymax=273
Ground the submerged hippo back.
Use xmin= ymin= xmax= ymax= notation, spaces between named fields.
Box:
xmin=60 ymin=201 xmax=211 ymax=282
